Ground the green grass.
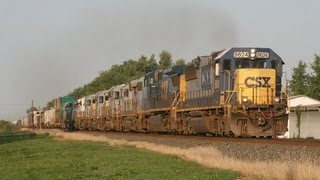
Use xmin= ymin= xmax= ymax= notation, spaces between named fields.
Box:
xmin=0 ymin=132 xmax=240 ymax=180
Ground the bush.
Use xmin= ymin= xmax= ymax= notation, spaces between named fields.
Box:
xmin=0 ymin=120 xmax=17 ymax=133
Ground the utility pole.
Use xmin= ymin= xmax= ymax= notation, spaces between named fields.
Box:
xmin=32 ymin=100 xmax=34 ymax=131
xmin=39 ymin=106 xmax=42 ymax=130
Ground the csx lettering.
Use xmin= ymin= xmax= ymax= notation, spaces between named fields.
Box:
xmin=244 ymin=77 xmax=271 ymax=88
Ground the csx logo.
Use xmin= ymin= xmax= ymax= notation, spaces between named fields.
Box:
xmin=244 ymin=77 xmax=271 ymax=88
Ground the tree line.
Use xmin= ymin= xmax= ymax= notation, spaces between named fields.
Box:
xmin=44 ymin=50 xmax=185 ymax=110
xmin=289 ymin=54 xmax=320 ymax=100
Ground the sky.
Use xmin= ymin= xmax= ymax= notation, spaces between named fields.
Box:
xmin=1 ymin=0 xmax=320 ymax=121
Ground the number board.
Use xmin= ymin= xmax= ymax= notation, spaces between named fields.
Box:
xmin=256 ymin=52 xmax=269 ymax=59
xmin=233 ymin=51 xmax=249 ymax=58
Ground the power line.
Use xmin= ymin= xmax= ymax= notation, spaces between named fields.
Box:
xmin=0 ymin=103 xmax=30 ymax=106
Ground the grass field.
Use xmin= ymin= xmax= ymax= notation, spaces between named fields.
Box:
xmin=0 ymin=132 xmax=240 ymax=179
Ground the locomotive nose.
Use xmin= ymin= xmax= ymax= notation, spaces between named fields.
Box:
xmin=235 ymin=69 xmax=276 ymax=105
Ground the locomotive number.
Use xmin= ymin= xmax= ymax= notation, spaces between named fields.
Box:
xmin=256 ymin=52 xmax=269 ymax=59
xmin=245 ymin=76 xmax=271 ymax=88
xmin=233 ymin=51 xmax=249 ymax=58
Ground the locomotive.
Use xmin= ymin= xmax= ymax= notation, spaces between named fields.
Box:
xmin=22 ymin=47 xmax=289 ymax=137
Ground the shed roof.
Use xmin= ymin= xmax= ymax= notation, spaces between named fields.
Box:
xmin=289 ymin=95 xmax=320 ymax=107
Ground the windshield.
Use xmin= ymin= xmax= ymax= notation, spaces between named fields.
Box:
xmin=252 ymin=60 xmax=268 ymax=68
xmin=235 ymin=59 xmax=269 ymax=69
xmin=235 ymin=60 xmax=250 ymax=68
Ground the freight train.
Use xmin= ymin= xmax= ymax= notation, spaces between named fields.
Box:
xmin=19 ymin=48 xmax=289 ymax=137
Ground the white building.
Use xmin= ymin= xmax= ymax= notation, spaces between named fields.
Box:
xmin=287 ymin=95 xmax=320 ymax=139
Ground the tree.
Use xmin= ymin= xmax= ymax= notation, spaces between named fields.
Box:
xmin=0 ymin=120 xmax=16 ymax=132
xmin=289 ymin=60 xmax=309 ymax=96
xmin=146 ymin=54 xmax=159 ymax=73
xmin=43 ymin=101 xmax=54 ymax=111
xmin=175 ymin=58 xmax=186 ymax=66
xmin=307 ymin=54 xmax=320 ymax=99
xmin=67 ymin=54 xmax=155 ymax=99
xmin=159 ymin=50 xmax=173 ymax=68
xmin=137 ymin=54 xmax=158 ymax=73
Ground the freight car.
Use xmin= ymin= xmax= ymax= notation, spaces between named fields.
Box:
xmin=23 ymin=47 xmax=289 ymax=137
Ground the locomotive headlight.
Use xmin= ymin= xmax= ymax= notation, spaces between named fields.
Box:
xmin=242 ymin=97 xmax=248 ymax=103
xmin=274 ymin=97 xmax=280 ymax=103
xmin=250 ymin=49 xmax=256 ymax=58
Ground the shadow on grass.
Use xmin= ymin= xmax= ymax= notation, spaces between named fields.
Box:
xmin=0 ymin=131 xmax=46 ymax=145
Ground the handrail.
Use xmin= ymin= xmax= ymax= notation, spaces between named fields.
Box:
xmin=224 ymin=85 xmax=238 ymax=105
xmin=282 ymin=86 xmax=289 ymax=103
xmin=170 ymin=92 xmax=180 ymax=108
xmin=169 ymin=91 xmax=181 ymax=123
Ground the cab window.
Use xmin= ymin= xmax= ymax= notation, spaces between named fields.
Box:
xmin=150 ymin=77 xmax=154 ymax=84
xmin=86 ymin=100 xmax=91 ymax=106
xmin=144 ymin=78 xmax=148 ymax=86
xmin=115 ymin=91 xmax=120 ymax=99
xmin=123 ymin=89 xmax=129 ymax=97
xmin=99 ymin=96 xmax=104 ymax=103
xmin=223 ymin=59 xmax=231 ymax=71
xmin=271 ymin=60 xmax=279 ymax=69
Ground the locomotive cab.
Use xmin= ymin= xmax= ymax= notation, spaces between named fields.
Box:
xmin=96 ymin=90 xmax=109 ymax=118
